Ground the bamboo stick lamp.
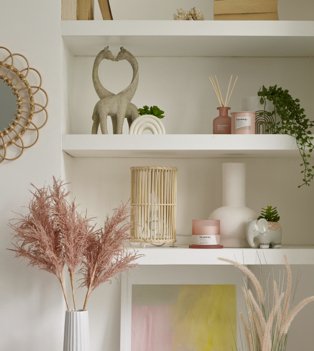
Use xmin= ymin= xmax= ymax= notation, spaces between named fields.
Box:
xmin=130 ymin=166 xmax=177 ymax=246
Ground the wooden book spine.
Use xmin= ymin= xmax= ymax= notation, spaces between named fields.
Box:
xmin=214 ymin=0 xmax=278 ymax=20
xmin=98 ymin=0 xmax=113 ymax=20
xmin=77 ymin=0 xmax=94 ymax=20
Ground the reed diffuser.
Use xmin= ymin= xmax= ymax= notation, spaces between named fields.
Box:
xmin=209 ymin=75 xmax=238 ymax=134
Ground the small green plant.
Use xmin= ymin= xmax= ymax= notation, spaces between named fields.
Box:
xmin=258 ymin=205 xmax=280 ymax=222
xmin=257 ymin=85 xmax=314 ymax=187
xmin=138 ymin=105 xmax=165 ymax=119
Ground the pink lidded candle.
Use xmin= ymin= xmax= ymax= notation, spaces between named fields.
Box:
xmin=192 ymin=219 xmax=220 ymax=235
xmin=231 ymin=111 xmax=256 ymax=134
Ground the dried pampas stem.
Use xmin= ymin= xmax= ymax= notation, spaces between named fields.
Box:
xmin=10 ymin=178 xmax=140 ymax=311
xmin=220 ymin=257 xmax=314 ymax=351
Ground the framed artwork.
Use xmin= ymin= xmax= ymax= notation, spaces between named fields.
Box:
xmin=121 ymin=265 xmax=244 ymax=351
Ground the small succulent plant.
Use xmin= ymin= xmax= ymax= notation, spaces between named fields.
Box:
xmin=138 ymin=105 xmax=165 ymax=119
xmin=258 ymin=205 xmax=280 ymax=222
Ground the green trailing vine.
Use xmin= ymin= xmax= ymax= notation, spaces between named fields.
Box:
xmin=257 ymin=85 xmax=314 ymax=187
xmin=138 ymin=105 xmax=165 ymax=119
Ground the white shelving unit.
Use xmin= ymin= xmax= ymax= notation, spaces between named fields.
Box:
xmin=62 ymin=19 xmax=314 ymax=264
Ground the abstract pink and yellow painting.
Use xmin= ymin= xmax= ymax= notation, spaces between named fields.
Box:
xmin=132 ymin=284 xmax=236 ymax=351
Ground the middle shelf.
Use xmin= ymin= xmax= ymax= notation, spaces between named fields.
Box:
xmin=63 ymin=134 xmax=298 ymax=158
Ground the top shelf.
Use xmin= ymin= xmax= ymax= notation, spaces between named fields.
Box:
xmin=62 ymin=20 xmax=314 ymax=57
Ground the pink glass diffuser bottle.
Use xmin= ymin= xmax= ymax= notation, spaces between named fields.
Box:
xmin=213 ymin=106 xmax=231 ymax=134
xmin=209 ymin=75 xmax=238 ymax=134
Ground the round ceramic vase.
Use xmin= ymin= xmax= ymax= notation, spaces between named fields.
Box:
xmin=209 ymin=162 xmax=256 ymax=247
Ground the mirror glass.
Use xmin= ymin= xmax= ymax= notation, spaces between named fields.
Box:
xmin=0 ymin=79 xmax=17 ymax=130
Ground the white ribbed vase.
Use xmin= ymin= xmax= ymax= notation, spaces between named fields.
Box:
xmin=209 ymin=162 xmax=256 ymax=247
xmin=63 ymin=310 xmax=90 ymax=351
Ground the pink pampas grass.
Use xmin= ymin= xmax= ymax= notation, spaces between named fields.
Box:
xmin=10 ymin=177 xmax=139 ymax=310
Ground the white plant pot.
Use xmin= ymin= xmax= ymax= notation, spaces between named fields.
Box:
xmin=63 ymin=310 xmax=90 ymax=351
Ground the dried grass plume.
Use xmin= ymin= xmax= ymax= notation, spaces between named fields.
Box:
xmin=220 ymin=257 xmax=314 ymax=351
xmin=10 ymin=177 xmax=140 ymax=310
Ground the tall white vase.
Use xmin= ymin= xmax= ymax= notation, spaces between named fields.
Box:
xmin=209 ymin=162 xmax=256 ymax=247
xmin=63 ymin=310 xmax=90 ymax=351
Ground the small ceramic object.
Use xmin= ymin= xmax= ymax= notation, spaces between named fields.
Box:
xmin=246 ymin=218 xmax=282 ymax=248
xmin=91 ymin=47 xmax=139 ymax=134
xmin=129 ymin=115 xmax=165 ymax=134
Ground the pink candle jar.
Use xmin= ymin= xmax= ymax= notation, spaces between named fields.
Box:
xmin=190 ymin=219 xmax=222 ymax=247
xmin=231 ymin=111 xmax=256 ymax=134
xmin=192 ymin=219 xmax=220 ymax=235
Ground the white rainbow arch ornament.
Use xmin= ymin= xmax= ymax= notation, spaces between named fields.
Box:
xmin=129 ymin=115 xmax=166 ymax=135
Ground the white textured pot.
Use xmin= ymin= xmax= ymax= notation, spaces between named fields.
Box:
xmin=63 ymin=310 xmax=90 ymax=351
xmin=209 ymin=163 xmax=256 ymax=247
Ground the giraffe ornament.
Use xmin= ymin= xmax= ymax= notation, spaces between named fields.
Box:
xmin=91 ymin=46 xmax=139 ymax=134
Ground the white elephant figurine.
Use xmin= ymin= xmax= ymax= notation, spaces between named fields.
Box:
xmin=246 ymin=218 xmax=282 ymax=248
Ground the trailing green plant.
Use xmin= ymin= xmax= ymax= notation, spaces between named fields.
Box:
xmin=258 ymin=205 xmax=280 ymax=222
xmin=257 ymin=85 xmax=314 ymax=187
xmin=138 ymin=105 xmax=165 ymax=119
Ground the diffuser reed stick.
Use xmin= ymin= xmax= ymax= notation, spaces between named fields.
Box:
xmin=209 ymin=74 xmax=238 ymax=107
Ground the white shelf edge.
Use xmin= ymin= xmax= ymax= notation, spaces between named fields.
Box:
xmin=62 ymin=134 xmax=298 ymax=158
xmin=61 ymin=20 xmax=314 ymax=57
xmin=131 ymin=247 xmax=314 ymax=265
xmin=62 ymin=20 xmax=314 ymax=37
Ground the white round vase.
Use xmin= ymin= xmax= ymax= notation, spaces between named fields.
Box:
xmin=63 ymin=310 xmax=90 ymax=351
xmin=209 ymin=162 xmax=256 ymax=247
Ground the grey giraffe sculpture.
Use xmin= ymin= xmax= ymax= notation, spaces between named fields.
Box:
xmin=91 ymin=46 xmax=139 ymax=134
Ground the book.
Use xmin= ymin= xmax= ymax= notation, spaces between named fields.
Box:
xmin=77 ymin=0 xmax=94 ymax=20
xmin=214 ymin=0 xmax=278 ymax=20
xmin=98 ymin=0 xmax=113 ymax=20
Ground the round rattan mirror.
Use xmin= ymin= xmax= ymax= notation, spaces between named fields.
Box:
xmin=0 ymin=46 xmax=48 ymax=162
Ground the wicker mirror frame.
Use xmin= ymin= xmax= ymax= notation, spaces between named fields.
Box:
xmin=0 ymin=46 xmax=48 ymax=162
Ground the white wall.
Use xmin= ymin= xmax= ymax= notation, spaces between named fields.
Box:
xmin=0 ymin=0 xmax=63 ymax=350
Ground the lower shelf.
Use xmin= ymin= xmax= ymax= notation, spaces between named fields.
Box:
xmin=131 ymin=247 xmax=314 ymax=265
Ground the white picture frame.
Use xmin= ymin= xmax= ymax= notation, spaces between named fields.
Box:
xmin=120 ymin=265 xmax=245 ymax=351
